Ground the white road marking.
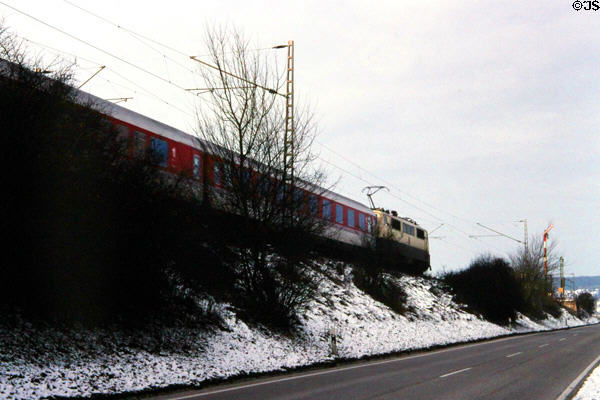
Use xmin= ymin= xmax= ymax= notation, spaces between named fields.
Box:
xmin=164 ymin=333 xmax=537 ymax=399
xmin=556 ymin=354 xmax=600 ymax=400
xmin=539 ymin=344 xmax=549 ymax=348
xmin=559 ymin=338 xmax=566 ymax=341
xmin=506 ymin=352 xmax=522 ymax=358
xmin=440 ymin=367 xmax=472 ymax=378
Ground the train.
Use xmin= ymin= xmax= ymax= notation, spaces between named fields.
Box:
xmin=77 ymin=89 xmax=430 ymax=272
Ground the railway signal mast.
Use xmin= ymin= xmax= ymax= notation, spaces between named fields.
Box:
xmin=543 ymin=224 xmax=554 ymax=278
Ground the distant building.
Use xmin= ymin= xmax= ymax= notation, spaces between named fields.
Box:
xmin=560 ymin=299 xmax=577 ymax=313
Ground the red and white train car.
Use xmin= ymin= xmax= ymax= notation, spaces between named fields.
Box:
xmin=83 ymin=91 xmax=378 ymax=248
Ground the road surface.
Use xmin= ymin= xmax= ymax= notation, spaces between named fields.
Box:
xmin=154 ymin=323 xmax=600 ymax=400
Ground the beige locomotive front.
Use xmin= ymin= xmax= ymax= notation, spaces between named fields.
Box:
xmin=373 ymin=209 xmax=429 ymax=253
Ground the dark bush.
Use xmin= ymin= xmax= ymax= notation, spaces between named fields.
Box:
xmin=1 ymin=27 xmax=326 ymax=330
xmin=576 ymin=292 xmax=596 ymax=316
xmin=442 ymin=255 xmax=524 ymax=326
xmin=0 ymin=57 xmax=227 ymax=326
xmin=353 ymin=266 xmax=407 ymax=315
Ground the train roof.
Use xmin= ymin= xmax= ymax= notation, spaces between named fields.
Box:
xmin=79 ymin=90 xmax=374 ymax=215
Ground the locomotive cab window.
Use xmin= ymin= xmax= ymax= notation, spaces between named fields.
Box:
xmin=391 ymin=218 xmax=401 ymax=230
xmin=417 ymin=228 xmax=425 ymax=239
xmin=403 ymin=223 xmax=415 ymax=236
xmin=150 ymin=137 xmax=168 ymax=167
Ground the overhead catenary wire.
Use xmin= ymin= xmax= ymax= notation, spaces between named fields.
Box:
xmin=316 ymin=140 xmax=526 ymax=256
xmin=0 ymin=1 xmax=192 ymax=93
xmin=62 ymin=0 xmax=284 ymax=89
xmin=62 ymin=0 xmax=200 ymax=77
xmin=6 ymin=1 xmax=513 ymax=261
xmin=317 ymin=155 xmax=487 ymax=245
xmin=14 ymin=32 xmax=195 ymax=116
xmin=317 ymin=139 xmax=477 ymax=226
xmin=318 ymin=156 xmax=509 ymax=256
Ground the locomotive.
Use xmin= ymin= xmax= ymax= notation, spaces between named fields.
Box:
xmin=80 ymin=89 xmax=430 ymax=271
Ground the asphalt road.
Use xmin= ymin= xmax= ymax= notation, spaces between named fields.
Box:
xmin=157 ymin=324 xmax=600 ymax=400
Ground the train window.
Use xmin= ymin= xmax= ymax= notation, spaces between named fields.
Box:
xmin=222 ymin=163 xmax=233 ymax=186
xmin=240 ymin=168 xmax=252 ymax=188
xmin=417 ymin=228 xmax=425 ymax=239
xmin=294 ymin=188 xmax=304 ymax=206
xmin=258 ymin=175 xmax=271 ymax=196
xmin=116 ymin=125 xmax=129 ymax=149
xmin=348 ymin=209 xmax=355 ymax=228
xmin=214 ymin=162 xmax=222 ymax=186
xmin=308 ymin=195 xmax=318 ymax=215
xmin=391 ymin=219 xmax=401 ymax=230
xmin=276 ymin=185 xmax=285 ymax=204
xmin=134 ymin=131 xmax=146 ymax=158
xmin=367 ymin=216 xmax=374 ymax=233
xmin=193 ymin=154 xmax=202 ymax=179
xmin=359 ymin=213 xmax=366 ymax=231
xmin=403 ymin=223 xmax=415 ymax=236
xmin=336 ymin=204 xmax=344 ymax=224
xmin=323 ymin=199 xmax=331 ymax=220
xmin=150 ymin=137 xmax=168 ymax=167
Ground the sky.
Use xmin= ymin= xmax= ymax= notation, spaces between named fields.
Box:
xmin=1 ymin=0 xmax=598 ymax=276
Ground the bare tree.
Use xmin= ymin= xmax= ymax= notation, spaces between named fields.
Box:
xmin=193 ymin=27 xmax=330 ymax=328
xmin=509 ymin=233 xmax=561 ymax=318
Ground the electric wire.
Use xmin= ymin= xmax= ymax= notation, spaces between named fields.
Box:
xmin=63 ymin=0 xmax=190 ymax=58
xmin=13 ymin=33 xmax=195 ymax=118
xmin=62 ymin=0 xmax=199 ymax=76
xmin=8 ymin=20 xmax=195 ymax=117
xmin=0 ymin=1 xmax=191 ymax=92
xmin=63 ymin=0 xmax=285 ymax=60
xmin=316 ymin=141 xmax=523 ymax=255
xmin=7 ymin=1 xmax=511 ymax=260
xmin=318 ymin=156 xmax=508 ymax=256
xmin=317 ymin=139 xmax=478 ymax=227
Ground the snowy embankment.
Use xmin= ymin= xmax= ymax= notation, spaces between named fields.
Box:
xmin=1 ymin=262 xmax=597 ymax=399
xmin=575 ymin=361 xmax=600 ymax=400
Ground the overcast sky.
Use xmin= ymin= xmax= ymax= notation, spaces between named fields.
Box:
xmin=2 ymin=0 xmax=598 ymax=276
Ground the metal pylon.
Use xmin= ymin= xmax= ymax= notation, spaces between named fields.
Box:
xmin=283 ymin=40 xmax=294 ymax=188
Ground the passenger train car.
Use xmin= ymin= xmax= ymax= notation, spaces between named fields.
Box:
xmin=79 ymin=90 xmax=430 ymax=271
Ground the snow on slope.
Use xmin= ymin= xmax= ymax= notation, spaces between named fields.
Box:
xmin=575 ymin=362 xmax=600 ymax=400
xmin=0 ymin=261 xmax=596 ymax=399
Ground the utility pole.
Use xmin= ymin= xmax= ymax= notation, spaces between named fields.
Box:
xmin=519 ymin=219 xmax=528 ymax=253
xmin=190 ymin=40 xmax=295 ymax=222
